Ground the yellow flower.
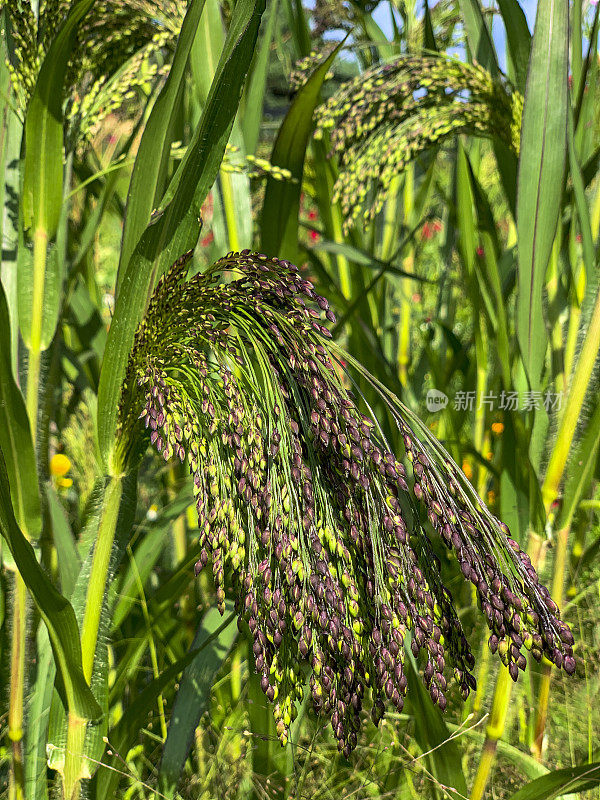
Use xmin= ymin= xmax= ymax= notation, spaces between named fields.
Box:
xmin=57 ymin=477 xmax=73 ymax=489
xmin=462 ymin=461 xmax=473 ymax=480
xmin=491 ymin=422 xmax=504 ymax=435
xmin=50 ymin=453 xmax=72 ymax=477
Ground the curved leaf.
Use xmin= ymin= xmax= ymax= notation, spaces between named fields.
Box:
xmin=0 ymin=448 xmax=101 ymax=721
xmin=0 ymin=281 xmax=41 ymax=535
xmin=97 ymin=0 xmax=266 ymax=471
xmin=260 ymin=41 xmax=343 ymax=262
xmin=116 ymin=0 xmax=208 ymax=295
xmin=22 ymin=0 xmax=93 ymax=237
xmin=159 ymin=605 xmax=237 ymax=795
xmin=509 ymin=762 xmax=600 ymax=800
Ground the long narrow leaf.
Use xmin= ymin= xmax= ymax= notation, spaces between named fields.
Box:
xmin=159 ymin=605 xmax=238 ymax=795
xmin=516 ymin=0 xmax=568 ymax=390
xmin=22 ymin=0 xmax=93 ymax=236
xmin=0 ymin=282 xmax=41 ymax=535
xmin=508 ymin=762 xmax=600 ymax=800
xmin=404 ymin=652 xmax=467 ymax=799
xmin=116 ymin=0 xmax=208 ymax=295
xmin=0 ymin=448 xmax=101 ymax=721
xmin=260 ymin=42 xmax=342 ymax=262
xmin=242 ymin=0 xmax=281 ymax=153
xmin=496 ymin=0 xmax=531 ymax=93
xmin=458 ymin=0 xmax=499 ymax=77
xmin=97 ymin=0 xmax=266 ymax=470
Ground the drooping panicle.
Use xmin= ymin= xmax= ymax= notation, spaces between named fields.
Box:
xmin=120 ymin=249 xmax=574 ymax=756
xmin=314 ymin=54 xmax=523 ymax=230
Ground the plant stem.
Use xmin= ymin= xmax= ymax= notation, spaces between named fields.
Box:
xmin=398 ymin=166 xmax=414 ymax=388
xmin=542 ymin=284 xmax=600 ymax=511
xmin=25 ymin=227 xmax=48 ymax=437
xmin=9 ymin=229 xmax=46 ymax=798
xmin=469 ymin=666 xmax=512 ymax=800
xmin=8 ymin=574 xmax=26 ymax=800
xmin=63 ymin=713 xmax=88 ymax=800
xmin=531 ymin=520 xmax=571 ymax=760
xmin=81 ymin=476 xmax=123 ymax=682
xmin=62 ymin=475 xmax=123 ymax=800
xmin=220 ymin=170 xmax=241 ymax=252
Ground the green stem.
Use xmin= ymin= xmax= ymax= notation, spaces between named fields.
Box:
xmin=81 ymin=476 xmax=123 ymax=682
xmin=470 ymin=667 xmax=512 ymax=800
xmin=9 ymin=224 xmax=45 ymax=793
xmin=473 ymin=325 xmax=489 ymax=496
xmin=9 ymin=221 xmax=48 ymax=800
xmin=220 ymin=169 xmax=241 ymax=252
xmin=531 ymin=521 xmax=570 ymax=760
xmin=398 ymin=167 xmax=414 ymax=388
xmin=542 ymin=284 xmax=600 ymax=512
xmin=8 ymin=574 xmax=26 ymax=800
xmin=62 ymin=475 xmax=123 ymax=799
xmin=63 ymin=714 xmax=87 ymax=800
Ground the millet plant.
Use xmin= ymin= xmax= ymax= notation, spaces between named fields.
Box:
xmin=0 ymin=0 xmax=598 ymax=799
xmin=120 ymin=246 xmax=575 ymax=759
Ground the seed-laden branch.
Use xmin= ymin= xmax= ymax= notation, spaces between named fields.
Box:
xmin=314 ymin=54 xmax=523 ymax=230
xmin=119 ymin=250 xmax=573 ymax=757
xmin=5 ymin=0 xmax=184 ymax=148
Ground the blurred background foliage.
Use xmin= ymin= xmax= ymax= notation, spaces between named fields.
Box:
xmin=1 ymin=0 xmax=600 ymax=798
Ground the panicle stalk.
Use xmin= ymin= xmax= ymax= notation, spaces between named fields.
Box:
xmin=119 ymin=250 xmax=574 ymax=757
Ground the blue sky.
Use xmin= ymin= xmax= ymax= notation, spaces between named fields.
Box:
xmin=371 ymin=1 xmax=539 ymax=70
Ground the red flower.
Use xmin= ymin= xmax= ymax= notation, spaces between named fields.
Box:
xmin=476 ymin=246 xmax=484 ymax=257
xmin=421 ymin=221 xmax=433 ymax=240
xmin=421 ymin=219 xmax=442 ymax=241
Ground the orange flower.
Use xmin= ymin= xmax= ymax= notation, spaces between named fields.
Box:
xmin=491 ymin=422 xmax=504 ymax=435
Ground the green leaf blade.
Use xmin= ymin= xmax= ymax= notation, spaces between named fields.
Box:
xmin=159 ymin=605 xmax=238 ymax=795
xmin=516 ymin=0 xmax=568 ymax=390
xmin=97 ymin=0 xmax=266 ymax=471
xmin=0 ymin=282 xmax=41 ymax=536
xmin=22 ymin=0 xmax=94 ymax=236
xmin=0 ymin=448 xmax=101 ymax=722
xmin=116 ymin=0 xmax=208 ymax=295
xmin=260 ymin=42 xmax=342 ymax=262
